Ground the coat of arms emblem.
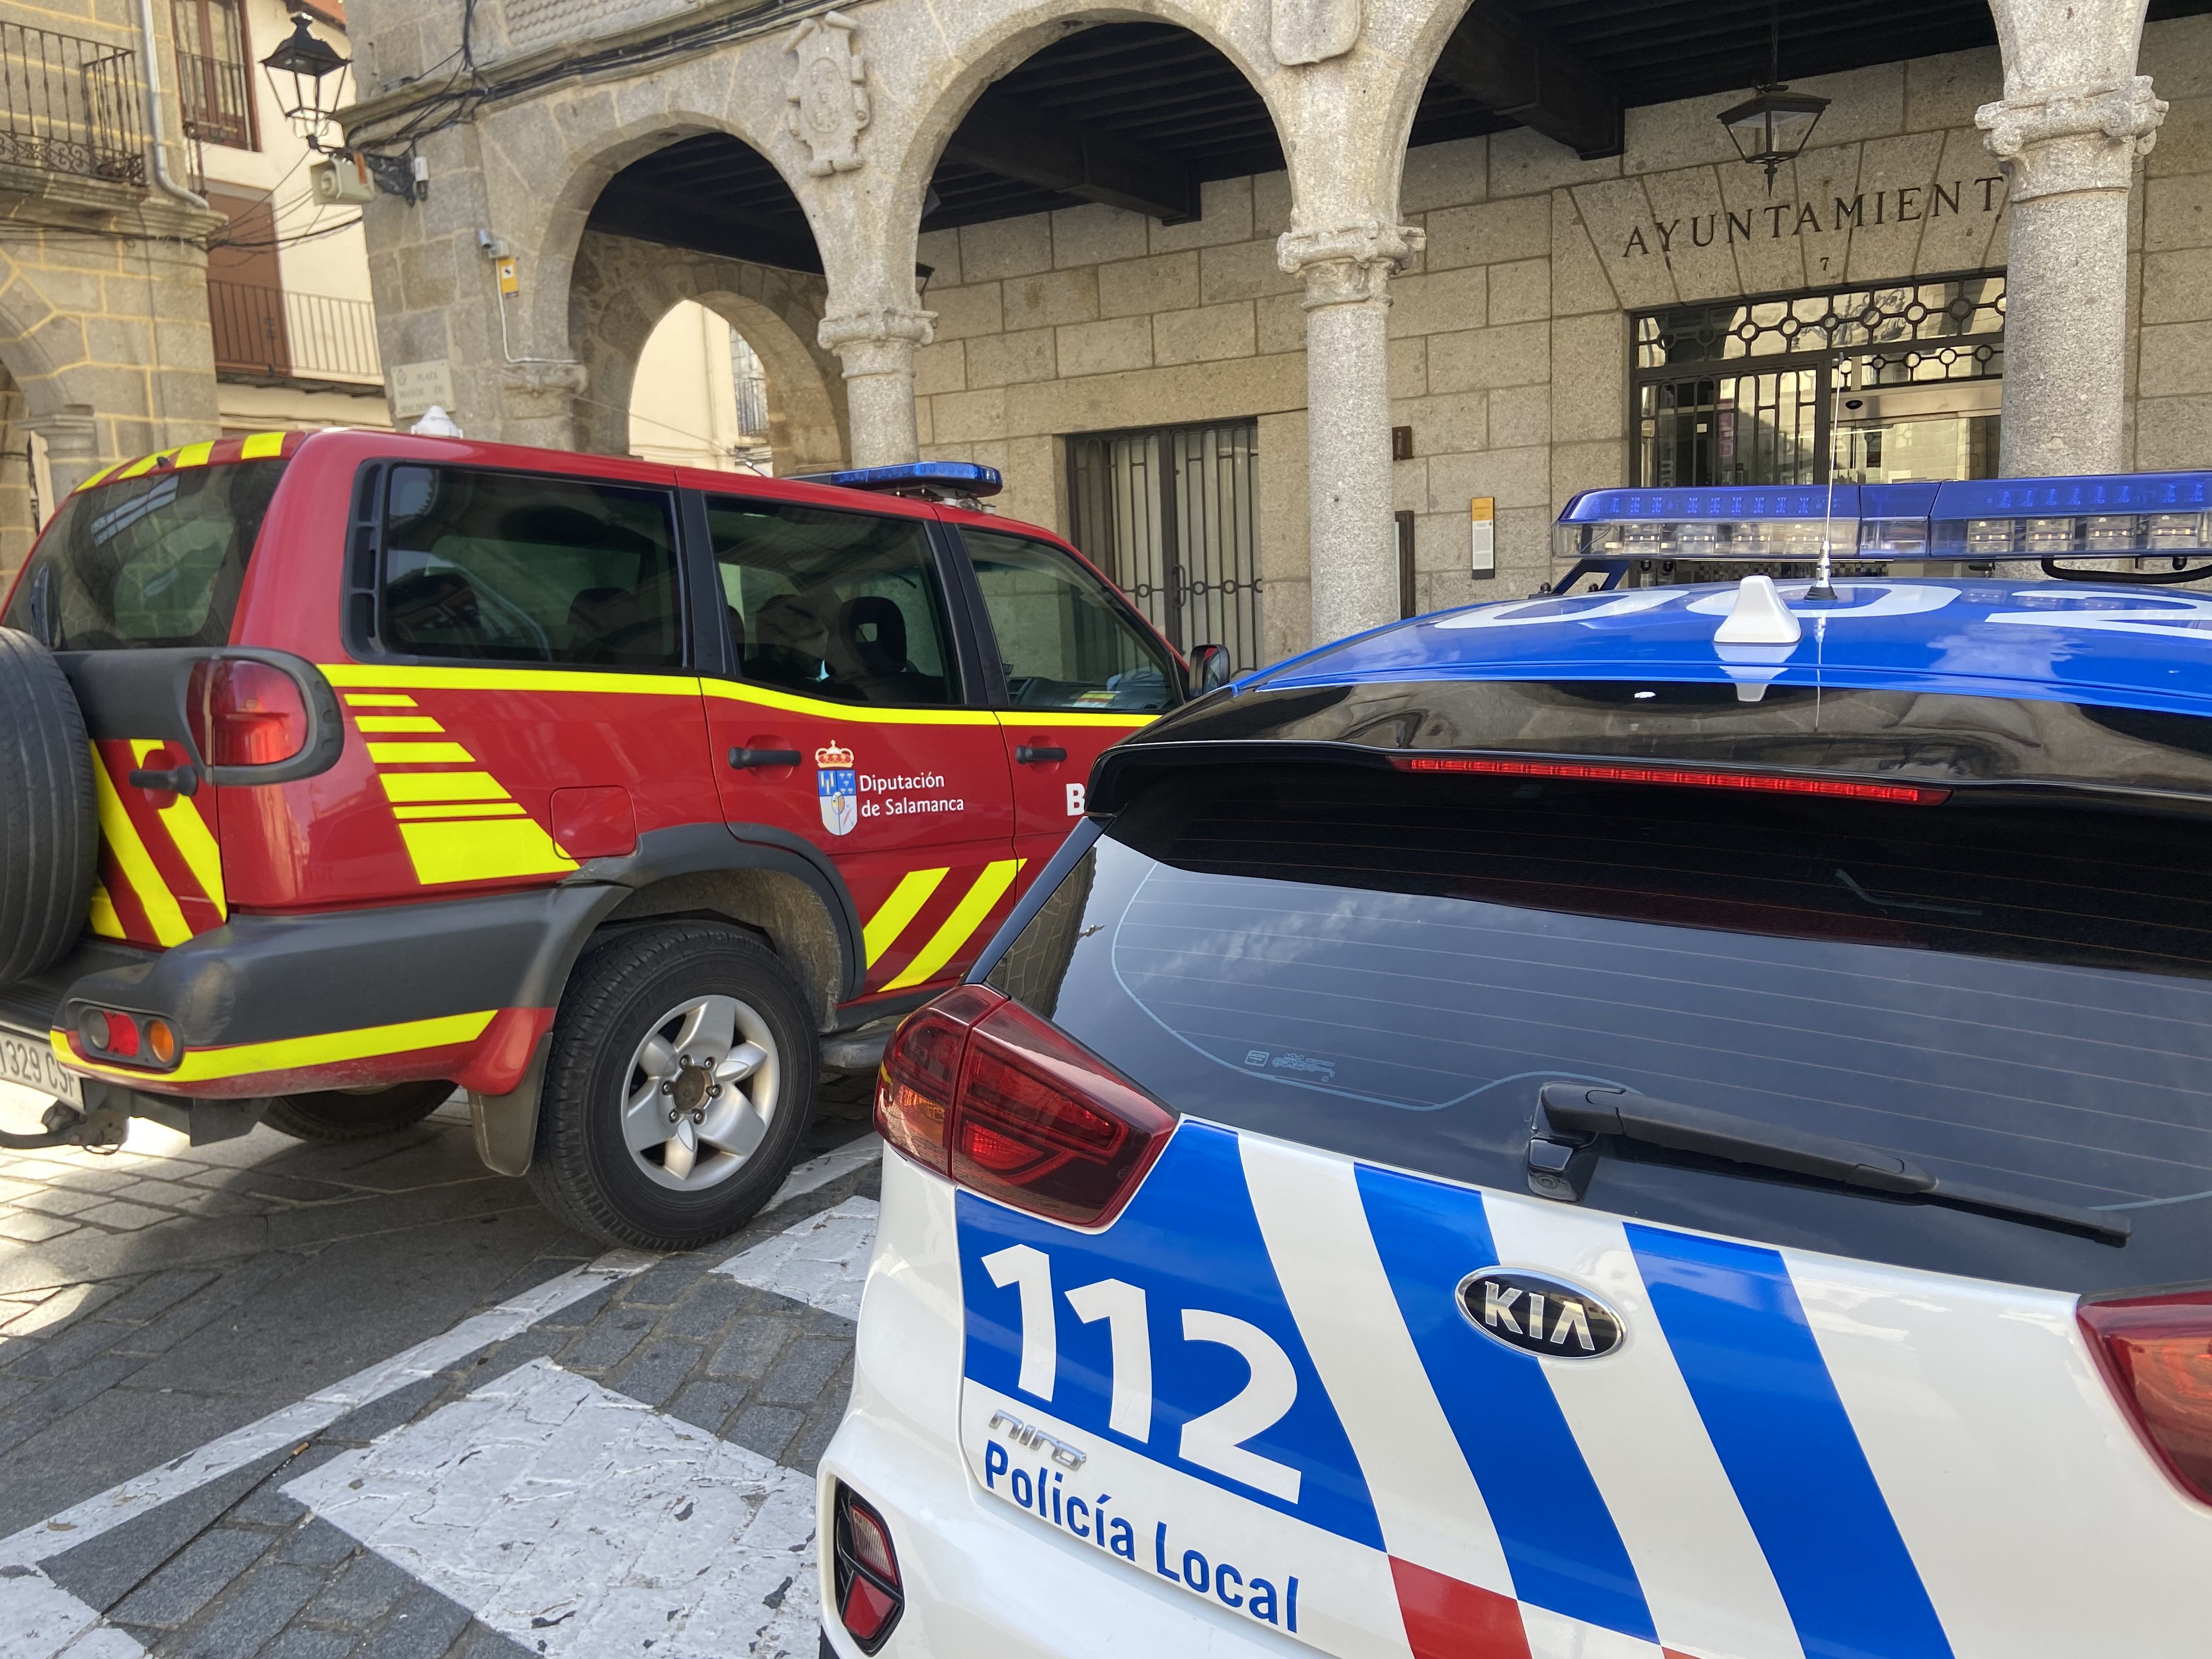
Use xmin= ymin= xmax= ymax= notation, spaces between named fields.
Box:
xmin=817 ymin=740 xmax=857 ymax=836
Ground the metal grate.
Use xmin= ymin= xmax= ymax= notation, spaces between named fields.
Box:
xmin=0 ymin=24 xmax=145 ymax=185
xmin=1067 ymin=420 xmax=1262 ymax=670
xmin=1634 ymin=272 xmax=2004 ymax=489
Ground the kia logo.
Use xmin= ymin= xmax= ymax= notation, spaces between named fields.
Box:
xmin=1456 ymin=1269 xmax=1623 ymax=1359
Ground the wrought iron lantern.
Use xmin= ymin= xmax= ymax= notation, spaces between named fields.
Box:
xmin=1718 ymin=11 xmax=1828 ymax=190
xmin=1718 ymin=87 xmax=1830 ymax=189
xmin=261 ymin=13 xmax=350 ymax=148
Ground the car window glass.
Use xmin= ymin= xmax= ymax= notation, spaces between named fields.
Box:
xmin=2 ymin=460 xmax=286 ymax=650
xmin=705 ymin=497 xmax=957 ymax=707
xmin=380 ymin=466 xmax=683 ymax=667
xmin=962 ymin=529 xmax=1172 ymax=712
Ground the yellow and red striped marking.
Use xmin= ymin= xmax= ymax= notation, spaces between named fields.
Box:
xmin=87 ymin=742 xmax=225 ymax=948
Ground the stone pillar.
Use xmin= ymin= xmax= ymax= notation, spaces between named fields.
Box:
xmin=1279 ymin=219 xmax=1423 ymax=647
xmin=25 ymin=407 xmax=100 ymax=499
xmin=1978 ymin=77 xmax=2165 ymax=475
xmin=818 ymin=306 xmax=934 ymax=467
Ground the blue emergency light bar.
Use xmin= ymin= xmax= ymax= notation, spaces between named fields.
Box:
xmin=1554 ymin=472 xmax=2212 ymax=565
xmin=793 ymin=460 xmax=1003 ymax=500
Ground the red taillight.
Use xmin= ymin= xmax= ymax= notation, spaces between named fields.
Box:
xmin=192 ymin=660 xmax=308 ymax=767
xmin=1392 ymin=753 xmax=1948 ymax=804
xmin=833 ymin=1484 xmax=902 ymax=1652
xmin=876 ymin=988 xmax=1176 ymax=1227
xmin=2080 ymin=1287 xmax=2212 ymax=1505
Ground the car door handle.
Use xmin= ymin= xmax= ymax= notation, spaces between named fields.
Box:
xmin=728 ymin=747 xmax=802 ymax=770
xmin=1015 ymin=745 xmax=1068 ymax=765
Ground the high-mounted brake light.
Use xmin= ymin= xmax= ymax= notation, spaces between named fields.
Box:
xmin=832 ymin=1483 xmax=903 ymax=1653
xmin=2079 ymin=1286 xmax=2212 ymax=1506
xmin=876 ymin=986 xmax=1176 ymax=1227
xmin=192 ymin=659 xmax=309 ymax=768
xmin=1391 ymin=754 xmax=1949 ymax=805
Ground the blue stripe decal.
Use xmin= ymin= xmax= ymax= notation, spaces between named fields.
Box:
xmin=1627 ymin=1225 xmax=1953 ymax=1659
xmin=1357 ymin=1164 xmax=1656 ymax=1642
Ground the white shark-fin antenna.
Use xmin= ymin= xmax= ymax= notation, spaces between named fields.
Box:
xmin=1713 ymin=574 xmax=1802 ymax=646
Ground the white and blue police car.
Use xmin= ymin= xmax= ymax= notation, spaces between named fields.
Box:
xmin=817 ymin=472 xmax=2212 ymax=1659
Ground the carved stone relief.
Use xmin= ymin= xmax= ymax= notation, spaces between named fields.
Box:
xmin=786 ymin=12 xmax=870 ymax=176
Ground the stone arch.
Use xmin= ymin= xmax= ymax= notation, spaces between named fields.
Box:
xmin=854 ymin=1 xmax=1297 ymax=304
xmin=568 ymin=230 xmax=848 ymax=473
xmin=484 ymin=99 xmax=830 ymax=385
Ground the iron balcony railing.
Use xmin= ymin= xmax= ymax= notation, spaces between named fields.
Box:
xmin=176 ymin=47 xmax=250 ymax=149
xmin=208 ymin=281 xmax=383 ymax=384
xmin=0 ymin=24 xmax=146 ymax=186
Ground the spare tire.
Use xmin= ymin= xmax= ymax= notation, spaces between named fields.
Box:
xmin=0 ymin=627 xmax=97 ymax=983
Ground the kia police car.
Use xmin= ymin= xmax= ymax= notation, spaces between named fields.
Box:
xmin=822 ymin=472 xmax=2212 ymax=1657
xmin=0 ymin=433 xmax=1205 ymax=1248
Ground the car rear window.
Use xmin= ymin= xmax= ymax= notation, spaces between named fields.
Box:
xmin=3 ymin=460 xmax=286 ymax=649
xmin=989 ymin=761 xmax=2212 ymax=1293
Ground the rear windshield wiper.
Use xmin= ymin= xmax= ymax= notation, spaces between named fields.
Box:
xmin=1529 ymin=1083 xmax=2130 ymax=1246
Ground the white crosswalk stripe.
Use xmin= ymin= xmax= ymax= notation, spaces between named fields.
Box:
xmin=286 ymin=1358 xmax=822 ymax=1658
xmin=715 ymin=1195 xmax=879 ymax=1319
xmin=0 ymin=1567 xmax=144 ymax=1659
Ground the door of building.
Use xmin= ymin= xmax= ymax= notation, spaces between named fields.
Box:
xmin=1065 ymin=419 xmax=1261 ymax=673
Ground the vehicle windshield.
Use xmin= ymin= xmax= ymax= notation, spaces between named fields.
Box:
xmin=990 ymin=758 xmax=2212 ymax=1294
xmin=2 ymin=460 xmax=286 ymax=650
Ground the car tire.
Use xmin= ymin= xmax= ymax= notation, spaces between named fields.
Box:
xmin=0 ymin=628 xmax=97 ymax=984
xmin=528 ymin=922 xmax=817 ymax=1251
xmin=262 ymin=1080 xmax=454 ymax=1141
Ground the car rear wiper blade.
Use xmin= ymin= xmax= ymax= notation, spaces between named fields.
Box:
xmin=1529 ymin=1083 xmax=2130 ymax=1246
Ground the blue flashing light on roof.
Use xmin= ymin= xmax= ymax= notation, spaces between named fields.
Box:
xmin=794 ymin=460 xmax=1004 ymax=501
xmin=1553 ymin=470 xmax=2212 ymax=570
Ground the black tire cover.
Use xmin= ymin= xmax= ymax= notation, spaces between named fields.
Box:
xmin=0 ymin=627 xmax=97 ymax=983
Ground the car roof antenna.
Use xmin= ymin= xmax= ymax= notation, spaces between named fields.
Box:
xmin=1714 ymin=573 xmax=1803 ymax=646
xmin=1807 ymin=358 xmax=1850 ymax=602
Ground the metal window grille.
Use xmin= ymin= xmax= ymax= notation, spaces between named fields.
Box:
xmin=1633 ymin=272 xmax=2005 ymax=489
xmin=208 ymin=281 xmax=382 ymax=383
xmin=171 ymin=0 xmax=253 ymax=150
xmin=1066 ymin=420 xmax=1261 ymax=670
xmin=0 ymin=25 xmax=146 ymax=186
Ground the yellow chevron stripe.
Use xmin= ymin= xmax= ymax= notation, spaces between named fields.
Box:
xmin=377 ymin=771 xmax=511 ymax=804
xmin=115 ymin=449 xmax=177 ymax=481
xmin=91 ymin=751 xmax=190 ymax=946
xmin=366 ymin=741 xmax=475 ymax=764
xmin=864 ymin=867 xmax=949 ymax=967
xmin=174 ymin=441 xmax=215 ymax=470
xmin=88 ymin=884 xmax=123 ymax=938
xmin=392 ymin=802 xmax=527 ymax=820
xmin=344 ymin=693 xmax=417 ymax=707
xmin=74 ymin=463 xmax=121 ymax=493
xmin=239 ymin=431 xmax=286 ymax=459
xmin=881 ymin=859 xmax=1023 ymax=991
xmin=397 ymin=817 xmax=577 ymax=884
xmin=354 ymin=715 xmax=444 ymax=733
xmin=129 ymin=740 xmax=225 ymax=917
xmin=55 ymin=1009 xmax=498 ymax=1086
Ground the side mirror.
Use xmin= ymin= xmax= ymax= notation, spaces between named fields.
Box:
xmin=1187 ymin=643 xmax=1232 ymax=696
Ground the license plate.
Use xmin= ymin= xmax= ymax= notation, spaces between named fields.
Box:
xmin=0 ymin=1022 xmax=82 ymax=1109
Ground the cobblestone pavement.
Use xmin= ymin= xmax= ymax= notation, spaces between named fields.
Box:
xmin=0 ymin=1075 xmax=881 ymax=1659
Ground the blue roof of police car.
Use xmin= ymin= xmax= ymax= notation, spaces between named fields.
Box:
xmin=1239 ymin=579 xmax=2212 ymax=719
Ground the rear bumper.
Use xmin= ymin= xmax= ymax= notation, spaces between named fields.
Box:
xmin=41 ymin=885 xmax=611 ymax=1098
xmin=816 ymin=1153 xmax=1282 ymax=1659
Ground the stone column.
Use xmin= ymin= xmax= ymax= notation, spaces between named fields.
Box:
xmin=818 ymin=306 xmax=934 ymax=467
xmin=1978 ymin=77 xmax=2165 ymax=475
xmin=25 ymin=407 xmax=100 ymax=499
xmin=1279 ymin=219 xmax=1423 ymax=647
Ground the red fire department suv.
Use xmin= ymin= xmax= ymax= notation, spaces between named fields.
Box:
xmin=0 ymin=430 xmax=1209 ymax=1247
